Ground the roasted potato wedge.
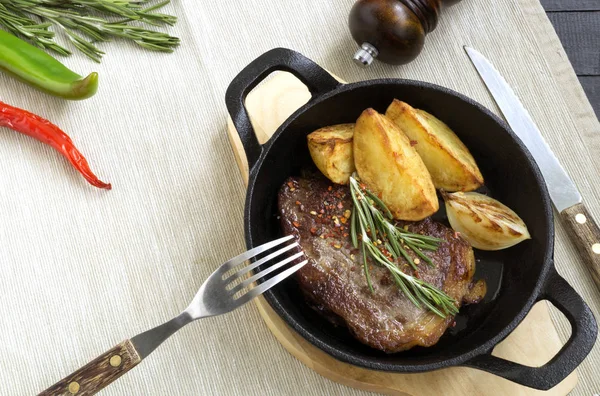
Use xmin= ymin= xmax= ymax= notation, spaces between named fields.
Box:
xmin=354 ymin=109 xmax=438 ymax=221
xmin=307 ymin=124 xmax=355 ymax=184
xmin=385 ymin=99 xmax=484 ymax=192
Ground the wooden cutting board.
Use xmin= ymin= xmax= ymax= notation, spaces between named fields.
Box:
xmin=226 ymin=71 xmax=577 ymax=396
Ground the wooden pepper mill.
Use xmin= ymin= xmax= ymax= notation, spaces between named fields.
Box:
xmin=349 ymin=0 xmax=462 ymax=66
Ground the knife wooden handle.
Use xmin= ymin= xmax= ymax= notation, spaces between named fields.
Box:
xmin=39 ymin=340 xmax=141 ymax=396
xmin=561 ymin=203 xmax=600 ymax=288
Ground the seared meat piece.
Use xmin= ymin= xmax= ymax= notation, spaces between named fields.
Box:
xmin=278 ymin=175 xmax=485 ymax=353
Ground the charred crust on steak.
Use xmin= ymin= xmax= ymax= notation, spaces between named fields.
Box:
xmin=278 ymin=174 xmax=486 ymax=353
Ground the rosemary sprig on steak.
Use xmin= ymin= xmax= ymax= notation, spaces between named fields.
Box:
xmin=349 ymin=175 xmax=459 ymax=317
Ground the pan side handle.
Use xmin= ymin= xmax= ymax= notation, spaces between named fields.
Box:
xmin=463 ymin=266 xmax=597 ymax=390
xmin=225 ymin=48 xmax=341 ymax=171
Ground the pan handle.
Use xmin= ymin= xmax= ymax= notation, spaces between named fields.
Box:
xmin=225 ymin=48 xmax=341 ymax=171
xmin=463 ymin=266 xmax=597 ymax=390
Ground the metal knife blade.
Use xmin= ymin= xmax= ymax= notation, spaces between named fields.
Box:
xmin=464 ymin=46 xmax=582 ymax=213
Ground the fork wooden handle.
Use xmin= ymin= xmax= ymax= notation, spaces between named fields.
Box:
xmin=39 ymin=340 xmax=141 ymax=396
xmin=561 ymin=203 xmax=600 ymax=290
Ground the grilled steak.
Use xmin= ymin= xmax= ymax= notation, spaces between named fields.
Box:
xmin=278 ymin=175 xmax=485 ymax=353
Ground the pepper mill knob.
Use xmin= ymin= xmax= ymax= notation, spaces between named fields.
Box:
xmin=354 ymin=43 xmax=379 ymax=66
xmin=349 ymin=0 xmax=462 ymax=66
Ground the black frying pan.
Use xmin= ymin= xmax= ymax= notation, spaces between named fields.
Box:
xmin=225 ymin=48 xmax=598 ymax=390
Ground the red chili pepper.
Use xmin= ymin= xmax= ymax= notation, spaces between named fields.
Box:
xmin=0 ymin=101 xmax=111 ymax=189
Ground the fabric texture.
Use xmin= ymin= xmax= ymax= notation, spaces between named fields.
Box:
xmin=1 ymin=0 xmax=599 ymax=394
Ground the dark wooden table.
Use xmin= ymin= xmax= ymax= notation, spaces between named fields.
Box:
xmin=542 ymin=0 xmax=600 ymax=117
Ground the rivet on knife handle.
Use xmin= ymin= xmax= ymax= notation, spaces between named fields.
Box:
xmin=562 ymin=203 xmax=600 ymax=287
xmin=38 ymin=340 xmax=141 ymax=396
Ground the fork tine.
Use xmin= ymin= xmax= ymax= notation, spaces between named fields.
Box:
xmin=234 ymin=260 xmax=308 ymax=306
xmin=229 ymin=251 xmax=305 ymax=295
xmin=217 ymin=235 xmax=294 ymax=274
xmin=226 ymin=241 xmax=299 ymax=281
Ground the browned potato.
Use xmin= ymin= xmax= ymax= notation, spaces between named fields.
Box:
xmin=307 ymin=124 xmax=355 ymax=184
xmin=385 ymin=100 xmax=484 ymax=192
xmin=354 ymin=109 xmax=438 ymax=221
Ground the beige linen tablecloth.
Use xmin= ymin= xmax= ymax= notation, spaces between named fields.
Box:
xmin=1 ymin=0 xmax=599 ymax=394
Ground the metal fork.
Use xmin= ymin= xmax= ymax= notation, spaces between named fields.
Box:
xmin=40 ymin=235 xmax=305 ymax=396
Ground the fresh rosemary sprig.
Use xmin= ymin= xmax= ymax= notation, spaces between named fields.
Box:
xmin=0 ymin=0 xmax=179 ymax=62
xmin=349 ymin=175 xmax=459 ymax=318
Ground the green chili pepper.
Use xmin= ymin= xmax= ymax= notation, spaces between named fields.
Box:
xmin=0 ymin=30 xmax=98 ymax=100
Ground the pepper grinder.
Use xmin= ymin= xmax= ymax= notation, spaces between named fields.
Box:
xmin=349 ymin=0 xmax=462 ymax=66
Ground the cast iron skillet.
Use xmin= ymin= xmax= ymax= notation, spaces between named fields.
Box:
xmin=225 ymin=48 xmax=598 ymax=390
